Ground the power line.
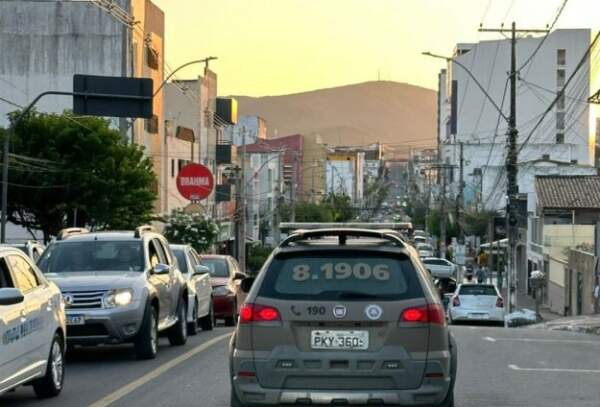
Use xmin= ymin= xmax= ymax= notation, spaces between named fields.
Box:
xmin=517 ymin=30 xmax=600 ymax=155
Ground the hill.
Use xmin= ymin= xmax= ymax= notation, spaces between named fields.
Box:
xmin=234 ymin=81 xmax=437 ymax=148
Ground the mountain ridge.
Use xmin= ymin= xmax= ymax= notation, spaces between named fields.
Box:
xmin=233 ymin=80 xmax=437 ymax=148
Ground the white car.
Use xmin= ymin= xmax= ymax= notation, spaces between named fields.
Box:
xmin=415 ymin=242 xmax=434 ymax=258
xmin=448 ymin=283 xmax=505 ymax=325
xmin=0 ymin=247 xmax=66 ymax=398
xmin=422 ymin=257 xmax=457 ymax=279
xmin=170 ymin=245 xmax=215 ymax=334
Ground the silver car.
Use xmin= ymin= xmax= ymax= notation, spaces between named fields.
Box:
xmin=170 ymin=244 xmax=215 ymax=334
xmin=37 ymin=227 xmax=189 ymax=359
xmin=422 ymin=257 xmax=457 ymax=279
xmin=448 ymin=283 xmax=505 ymax=325
xmin=230 ymin=228 xmax=457 ymax=407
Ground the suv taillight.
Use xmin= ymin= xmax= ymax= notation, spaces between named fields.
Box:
xmin=452 ymin=296 xmax=461 ymax=307
xmin=239 ymin=303 xmax=281 ymax=324
xmin=401 ymin=304 xmax=446 ymax=325
xmin=496 ymin=297 xmax=504 ymax=308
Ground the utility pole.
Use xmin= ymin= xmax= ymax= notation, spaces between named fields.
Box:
xmin=440 ymin=166 xmax=447 ymax=259
xmin=457 ymin=142 xmax=465 ymax=243
xmin=272 ymin=152 xmax=282 ymax=245
xmin=235 ymin=129 xmax=247 ymax=273
xmin=291 ymin=153 xmax=297 ymax=222
xmin=479 ymin=22 xmax=549 ymax=317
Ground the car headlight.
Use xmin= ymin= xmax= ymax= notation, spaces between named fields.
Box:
xmin=213 ymin=285 xmax=232 ymax=296
xmin=104 ymin=289 xmax=134 ymax=308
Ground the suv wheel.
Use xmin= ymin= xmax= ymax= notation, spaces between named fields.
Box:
xmin=224 ymin=300 xmax=237 ymax=327
xmin=33 ymin=333 xmax=64 ymax=398
xmin=199 ymin=300 xmax=215 ymax=331
xmin=168 ymin=299 xmax=188 ymax=346
xmin=187 ymin=300 xmax=199 ymax=336
xmin=135 ymin=305 xmax=159 ymax=360
xmin=230 ymin=387 xmax=246 ymax=407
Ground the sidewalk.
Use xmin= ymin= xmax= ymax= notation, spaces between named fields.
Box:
xmin=532 ymin=315 xmax=600 ymax=336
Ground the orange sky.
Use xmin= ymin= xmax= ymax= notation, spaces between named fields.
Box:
xmin=152 ymin=0 xmax=599 ymax=96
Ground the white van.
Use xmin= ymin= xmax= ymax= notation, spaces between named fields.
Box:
xmin=0 ymin=247 xmax=66 ymax=398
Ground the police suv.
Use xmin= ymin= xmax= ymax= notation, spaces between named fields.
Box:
xmin=0 ymin=247 xmax=66 ymax=399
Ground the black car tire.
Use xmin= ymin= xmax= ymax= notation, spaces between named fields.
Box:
xmin=199 ymin=300 xmax=215 ymax=331
xmin=135 ymin=305 xmax=159 ymax=360
xmin=230 ymin=387 xmax=246 ymax=407
xmin=187 ymin=300 xmax=199 ymax=336
xmin=33 ymin=333 xmax=65 ymax=399
xmin=168 ymin=298 xmax=188 ymax=346
xmin=224 ymin=299 xmax=237 ymax=327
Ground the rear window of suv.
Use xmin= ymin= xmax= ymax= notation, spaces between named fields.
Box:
xmin=259 ymin=251 xmax=423 ymax=301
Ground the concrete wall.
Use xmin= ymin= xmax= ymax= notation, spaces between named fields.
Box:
xmin=567 ymin=249 xmax=598 ymax=316
xmin=0 ymin=0 xmax=125 ymax=125
xmin=547 ymin=256 xmax=568 ymax=314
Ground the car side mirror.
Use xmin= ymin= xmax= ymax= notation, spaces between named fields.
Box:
xmin=152 ymin=263 xmax=170 ymax=275
xmin=240 ymin=277 xmax=255 ymax=293
xmin=0 ymin=288 xmax=25 ymax=306
xmin=233 ymin=272 xmax=246 ymax=280
xmin=194 ymin=265 xmax=210 ymax=276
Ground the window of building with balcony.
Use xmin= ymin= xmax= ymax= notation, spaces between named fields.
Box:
xmin=556 ymin=112 xmax=565 ymax=130
xmin=145 ymin=115 xmax=159 ymax=134
xmin=556 ymin=133 xmax=564 ymax=144
xmin=146 ymin=46 xmax=159 ymax=70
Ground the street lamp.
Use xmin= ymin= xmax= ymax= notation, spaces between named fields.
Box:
xmin=421 ymin=52 xmax=509 ymax=123
xmin=153 ymin=57 xmax=218 ymax=97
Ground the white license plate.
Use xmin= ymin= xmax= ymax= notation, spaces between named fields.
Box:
xmin=66 ymin=315 xmax=85 ymax=326
xmin=469 ymin=313 xmax=489 ymax=320
xmin=311 ymin=330 xmax=369 ymax=350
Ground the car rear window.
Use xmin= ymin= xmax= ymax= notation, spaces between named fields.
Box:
xmin=423 ymin=259 xmax=447 ymax=266
xmin=459 ymin=285 xmax=497 ymax=296
xmin=258 ymin=251 xmax=423 ymax=301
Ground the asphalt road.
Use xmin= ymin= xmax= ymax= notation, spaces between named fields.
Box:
xmin=2 ymin=325 xmax=600 ymax=407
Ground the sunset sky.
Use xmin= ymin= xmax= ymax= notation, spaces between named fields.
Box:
xmin=152 ymin=0 xmax=599 ymax=96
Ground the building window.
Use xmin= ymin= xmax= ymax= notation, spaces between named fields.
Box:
xmin=557 ymin=69 xmax=566 ymax=88
xmin=146 ymin=46 xmax=159 ymax=70
xmin=145 ymin=115 xmax=159 ymax=134
xmin=557 ymin=49 xmax=566 ymax=66
xmin=556 ymin=133 xmax=564 ymax=144
xmin=171 ymin=159 xmax=175 ymax=178
xmin=556 ymin=112 xmax=565 ymax=130
xmin=557 ymin=92 xmax=565 ymax=110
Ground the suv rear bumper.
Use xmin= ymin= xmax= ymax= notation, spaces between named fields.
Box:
xmin=231 ymin=377 xmax=451 ymax=406
xmin=65 ymin=302 xmax=145 ymax=345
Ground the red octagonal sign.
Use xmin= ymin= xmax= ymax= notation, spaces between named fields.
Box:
xmin=176 ymin=163 xmax=214 ymax=201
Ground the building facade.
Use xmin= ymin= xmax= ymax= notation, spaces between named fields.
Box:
xmin=438 ymin=29 xmax=599 ymax=212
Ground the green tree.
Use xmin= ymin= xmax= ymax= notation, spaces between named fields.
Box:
xmin=2 ymin=111 xmax=156 ymax=241
xmin=162 ymin=209 xmax=219 ymax=253
xmin=323 ymin=193 xmax=355 ymax=222
xmin=280 ymin=194 xmax=355 ymax=223
xmin=247 ymin=244 xmax=273 ymax=275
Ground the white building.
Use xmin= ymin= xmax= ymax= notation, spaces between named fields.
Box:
xmin=438 ymin=29 xmax=599 ymax=212
xmin=225 ymin=116 xmax=267 ymax=146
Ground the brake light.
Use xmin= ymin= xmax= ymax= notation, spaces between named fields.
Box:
xmin=401 ymin=304 xmax=446 ymax=325
xmin=496 ymin=297 xmax=504 ymax=308
xmin=239 ymin=304 xmax=281 ymax=324
xmin=452 ymin=296 xmax=461 ymax=307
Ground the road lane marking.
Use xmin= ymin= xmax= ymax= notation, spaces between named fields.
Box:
xmin=509 ymin=364 xmax=600 ymax=374
xmin=88 ymin=332 xmax=231 ymax=407
xmin=484 ymin=337 xmax=600 ymax=345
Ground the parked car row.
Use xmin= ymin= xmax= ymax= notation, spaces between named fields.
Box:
xmin=0 ymin=226 xmax=247 ymax=400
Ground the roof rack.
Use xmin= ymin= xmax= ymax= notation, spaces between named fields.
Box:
xmin=134 ymin=225 xmax=156 ymax=238
xmin=280 ymin=228 xmax=407 ymax=248
xmin=56 ymin=228 xmax=90 ymax=241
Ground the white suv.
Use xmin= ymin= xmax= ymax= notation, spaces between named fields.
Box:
xmin=0 ymin=247 xmax=66 ymax=399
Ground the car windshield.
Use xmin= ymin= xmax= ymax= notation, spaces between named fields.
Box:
xmin=459 ymin=285 xmax=497 ymax=296
xmin=172 ymin=249 xmax=189 ymax=274
xmin=38 ymin=241 xmax=144 ymax=273
xmin=423 ymin=259 xmax=447 ymax=266
xmin=259 ymin=251 xmax=423 ymax=301
xmin=202 ymin=258 xmax=230 ymax=278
